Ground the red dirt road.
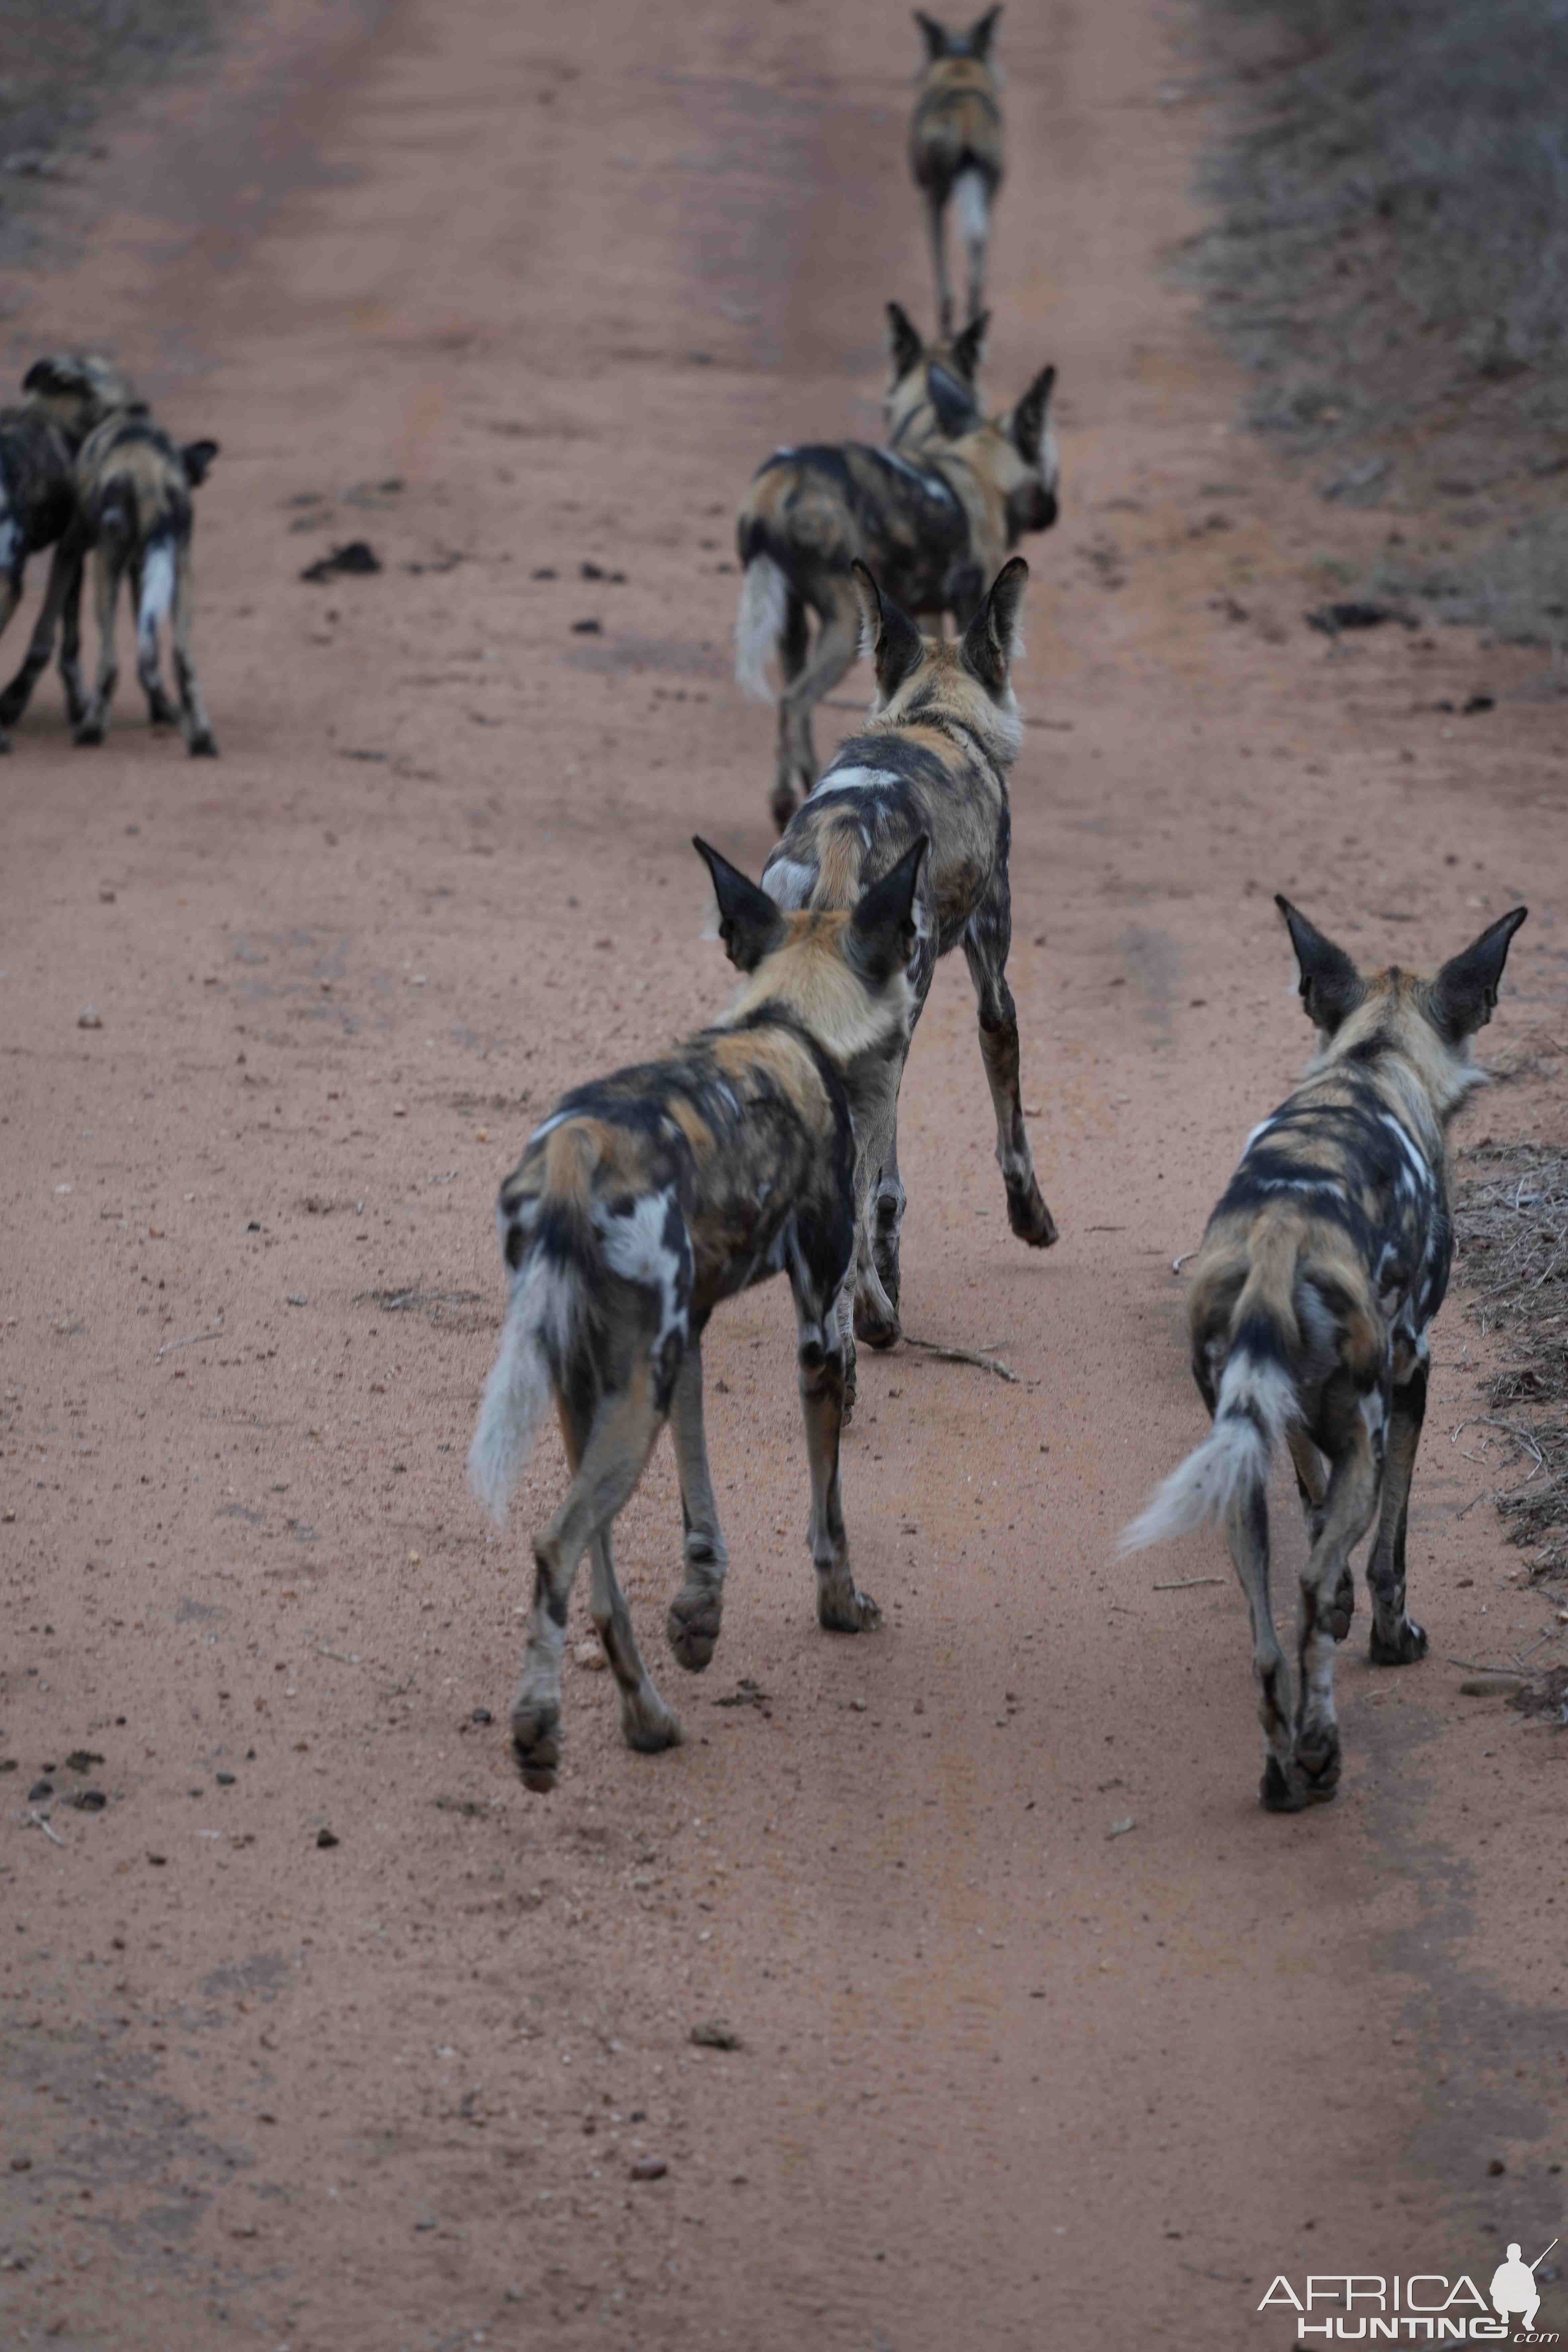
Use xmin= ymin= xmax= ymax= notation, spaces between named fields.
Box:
xmin=2 ymin=2 xmax=1565 ymax=2347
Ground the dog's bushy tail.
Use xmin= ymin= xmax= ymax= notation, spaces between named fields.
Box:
xmin=137 ymin=529 xmax=176 ymax=660
xmin=1121 ymin=1229 xmax=1302 ymax=1554
xmin=954 ymin=165 xmax=991 ymax=251
xmin=734 ymin=551 xmax=790 ymax=701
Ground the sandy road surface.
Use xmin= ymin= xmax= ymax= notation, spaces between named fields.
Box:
xmin=1 ymin=1 xmax=1566 ymax=2346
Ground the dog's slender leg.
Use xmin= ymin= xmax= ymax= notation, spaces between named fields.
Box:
xmin=57 ymin=545 xmax=87 ymax=727
xmin=590 ymin=1523 xmax=683 ymax=1755
xmin=170 ymin=543 xmax=217 ymax=756
xmin=1224 ymin=1480 xmax=1296 ymax=1811
xmin=1366 ymin=1349 xmax=1429 ymax=1666
xmin=852 ymin=1055 xmax=906 ymax=1351
xmin=776 ymin=596 xmax=858 ymax=831
xmin=1285 ymin=1424 xmax=1348 ymax=1635
xmin=835 ymin=1280 xmax=859 ymax=1423
xmin=511 ymin=1377 xmax=664 ymax=1791
xmin=794 ymin=1277 xmax=877 ymax=1632
xmin=74 ymin=543 xmax=122 ymax=746
xmin=1292 ymin=1408 xmax=1383 ymax=1803
xmin=666 ymin=1339 xmax=729 ymax=1672
xmin=925 ymin=186 xmax=954 ymax=339
xmin=0 ymin=565 xmax=25 ymax=744
xmin=770 ymin=592 xmax=812 ymax=829
xmin=0 ymin=542 xmax=78 ymax=736
xmin=961 ymin=863 xmax=1059 ymax=1249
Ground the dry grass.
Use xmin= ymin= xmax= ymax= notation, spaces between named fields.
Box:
xmin=1453 ymin=1135 xmax=1568 ymax=1581
xmin=1190 ymin=0 xmax=1568 ymax=643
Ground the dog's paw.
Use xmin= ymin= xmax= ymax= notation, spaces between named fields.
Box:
xmin=1325 ymin=1565 xmax=1356 ymax=1643
xmin=1008 ymin=1179 xmax=1059 ymax=1248
xmin=1368 ymin=1614 xmax=1427 ymax=1668
xmin=817 ymin=1581 xmax=881 ymax=1634
xmin=509 ymin=1693 xmax=562 ymax=1793
xmin=667 ymin=1584 xmax=723 ymax=1673
xmin=187 ymin=729 xmax=219 ymax=758
xmin=1293 ymin=1724 xmax=1341 ymax=1802
xmin=622 ymin=1692 xmax=683 ymax=1754
xmin=72 ymin=719 xmax=104 ymax=748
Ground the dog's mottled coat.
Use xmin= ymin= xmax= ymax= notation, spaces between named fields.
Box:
xmin=1123 ymin=897 xmax=1528 ymax=1812
xmin=469 ymin=837 xmax=929 ymax=1791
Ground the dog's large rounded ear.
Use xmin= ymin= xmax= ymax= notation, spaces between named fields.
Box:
xmin=851 ymin=561 xmax=925 ymax=704
xmin=968 ymin=5 xmax=1002 ymax=57
xmin=960 ymin=555 xmax=1028 ymax=693
xmin=1429 ymin=906 xmax=1528 ymax=1041
xmin=693 ymin=836 xmax=786 ymax=974
xmin=1010 ymin=363 xmax=1057 ymax=467
xmin=850 ymin=836 xmax=929 ymax=983
xmin=948 ymin=311 xmax=989 ymax=385
xmin=927 ymin=359 xmax=979 ymax=440
xmin=914 ymin=10 xmax=950 ymax=61
xmin=1276 ymin=897 xmax=1365 ymax=1036
xmin=181 ymin=440 xmax=219 ymax=488
xmin=886 ymin=302 xmax=924 ymax=383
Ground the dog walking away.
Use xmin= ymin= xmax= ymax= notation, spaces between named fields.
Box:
xmin=468 ymin=836 xmax=928 ymax=1791
xmin=1122 ymin=897 xmax=1528 ymax=1813
xmin=0 ymin=354 xmax=135 ymax=749
xmin=68 ymin=407 xmax=220 ymax=755
xmin=735 ymin=313 xmax=1057 ymax=829
xmin=734 ymin=555 xmax=1058 ymax=1400
xmin=910 ymin=8 xmax=1003 ymax=335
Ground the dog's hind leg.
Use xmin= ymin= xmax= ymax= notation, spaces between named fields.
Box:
xmin=132 ymin=558 xmax=179 ymax=727
xmin=57 ymin=546 xmax=87 ymax=727
xmin=851 ymin=1055 xmax=907 ymax=1352
xmin=590 ymin=1522 xmax=683 ymax=1756
xmin=1224 ymin=1479 xmax=1296 ymax=1812
xmin=73 ymin=542 xmax=125 ymax=746
xmin=962 ymin=863 xmax=1059 ymax=1250
xmin=0 ymin=540 xmax=78 ymax=738
xmin=170 ymin=543 xmax=217 ymax=756
xmin=776 ymin=592 xmax=859 ymax=831
xmin=511 ymin=1375 xmax=665 ymax=1791
xmin=793 ymin=1259 xmax=878 ymax=1633
xmin=1292 ymin=1405 xmax=1384 ymax=1804
xmin=1285 ymin=1424 xmax=1350 ymax=1635
xmin=1366 ymin=1348 xmax=1429 ymax=1667
xmin=666 ymin=1339 xmax=729 ymax=1672
xmin=925 ymin=185 xmax=955 ymax=338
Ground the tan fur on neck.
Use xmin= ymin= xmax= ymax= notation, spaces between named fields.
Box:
xmin=719 ymin=911 xmax=914 ymax=1069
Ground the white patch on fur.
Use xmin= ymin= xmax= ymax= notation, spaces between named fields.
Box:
xmin=0 ymin=503 xmax=18 ymax=579
xmin=468 ymin=1255 xmax=580 ymax=1526
xmin=595 ymin=1188 xmax=688 ymax=1361
xmin=762 ymin=856 xmax=815 ymax=910
xmin=812 ymin=764 xmax=884 ymax=799
xmin=734 ymin=554 xmax=790 ymax=701
xmin=138 ymin=537 xmax=175 ymax=653
xmin=1119 ymin=1351 xmax=1297 ymax=1553
xmin=953 ymin=166 xmax=990 ymax=248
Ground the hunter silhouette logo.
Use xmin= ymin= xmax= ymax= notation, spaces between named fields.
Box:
xmin=1492 ymin=2244 xmax=1558 ymax=2334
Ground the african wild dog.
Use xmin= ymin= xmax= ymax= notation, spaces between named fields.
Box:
xmin=0 ymin=354 xmax=136 ymax=750
xmin=910 ymin=8 xmax=1004 ymax=336
xmin=66 ymin=407 xmax=221 ymax=755
xmin=468 ymin=835 xmax=928 ymax=1791
xmin=728 ymin=555 xmax=1057 ymax=1402
xmin=735 ymin=311 xmax=1057 ymax=829
xmin=1122 ymin=897 xmax=1528 ymax=1813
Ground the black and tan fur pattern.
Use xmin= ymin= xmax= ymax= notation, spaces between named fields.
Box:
xmin=0 ymin=355 xmax=136 ymax=751
xmin=734 ymin=556 xmax=1058 ymax=1400
xmin=65 ymin=407 xmax=221 ymax=755
xmin=735 ymin=308 xmax=1057 ymax=829
xmin=1123 ymin=898 xmax=1528 ymax=1813
xmin=910 ymin=8 xmax=1004 ymax=335
xmin=468 ymin=837 xmax=928 ymax=1792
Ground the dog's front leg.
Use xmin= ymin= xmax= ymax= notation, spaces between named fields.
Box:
xmin=666 ymin=1339 xmax=729 ymax=1672
xmin=793 ymin=1278 xmax=878 ymax=1633
xmin=1366 ymin=1350 xmax=1430 ymax=1667
xmin=850 ymin=1059 xmax=905 ymax=1353
xmin=0 ymin=541 xmax=75 ymax=736
xmin=962 ymin=869 xmax=1059 ymax=1250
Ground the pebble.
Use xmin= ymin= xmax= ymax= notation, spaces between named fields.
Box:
xmin=629 ymin=2155 xmax=668 ymax=2181
xmin=316 ymin=1827 xmax=340 ymax=1849
xmin=691 ymin=2021 xmax=740 ymax=2051
xmin=216 ymin=1771 xmax=237 ymax=1786
xmin=77 ymin=1006 xmax=102 ymax=1029
xmin=28 ymin=1780 xmax=53 ymax=1802
xmin=574 ymin=1638 xmax=607 ymax=1672
xmin=1106 ymin=1816 xmax=1136 ymax=1839
xmin=1459 ymin=1675 xmax=1522 ymax=1697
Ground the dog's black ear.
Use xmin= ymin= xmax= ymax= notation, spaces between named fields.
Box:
xmin=850 ymin=836 xmax=929 ymax=984
xmin=1429 ymin=907 xmax=1527 ymax=1042
xmin=1276 ymin=897 xmax=1366 ymax=1036
xmin=960 ymin=555 xmax=1028 ymax=693
xmin=927 ymin=359 xmax=979 ymax=440
xmin=1010 ymin=363 xmax=1056 ymax=467
xmin=948 ymin=312 xmax=988 ymax=384
xmin=967 ymin=4 xmax=1002 ymax=56
xmin=22 ymin=357 xmax=63 ymax=396
xmin=914 ymin=11 xmax=950 ymax=60
xmin=693 ymin=838 xmax=787 ymax=973
xmin=181 ymin=439 xmax=219 ymax=488
xmin=886 ymin=302 xmax=924 ymax=383
xmin=851 ymin=561 xmax=926 ymax=703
